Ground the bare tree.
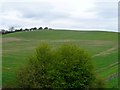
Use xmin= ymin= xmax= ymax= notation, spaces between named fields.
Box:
xmin=9 ymin=27 xmax=15 ymax=32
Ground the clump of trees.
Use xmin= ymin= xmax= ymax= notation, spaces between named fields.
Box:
xmin=17 ymin=43 xmax=105 ymax=88
xmin=1 ymin=26 xmax=53 ymax=35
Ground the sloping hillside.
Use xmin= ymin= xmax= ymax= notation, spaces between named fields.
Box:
xmin=2 ymin=30 xmax=118 ymax=88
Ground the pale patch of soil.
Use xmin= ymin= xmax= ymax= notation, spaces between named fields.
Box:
xmin=96 ymin=62 xmax=119 ymax=72
xmin=3 ymin=67 xmax=11 ymax=70
xmin=2 ymin=37 xmax=21 ymax=43
xmin=78 ymin=40 xmax=113 ymax=46
xmin=93 ymin=45 xmax=118 ymax=57
xmin=106 ymin=72 xmax=120 ymax=81
xmin=38 ymin=40 xmax=113 ymax=46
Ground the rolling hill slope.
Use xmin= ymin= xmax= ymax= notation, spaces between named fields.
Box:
xmin=2 ymin=30 xmax=119 ymax=88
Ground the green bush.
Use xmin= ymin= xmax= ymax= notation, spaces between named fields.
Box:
xmin=17 ymin=43 xmax=105 ymax=88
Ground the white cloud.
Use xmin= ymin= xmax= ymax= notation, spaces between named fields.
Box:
xmin=0 ymin=0 xmax=118 ymax=32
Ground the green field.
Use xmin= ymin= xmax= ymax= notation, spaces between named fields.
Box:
xmin=2 ymin=30 xmax=119 ymax=88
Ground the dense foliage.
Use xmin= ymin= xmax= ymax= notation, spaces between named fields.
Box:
xmin=17 ymin=43 xmax=105 ymax=88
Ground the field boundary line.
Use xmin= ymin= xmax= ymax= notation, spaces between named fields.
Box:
xmin=92 ymin=45 xmax=118 ymax=57
xmin=105 ymin=72 xmax=120 ymax=82
xmin=96 ymin=61 xmax=119 ymax=72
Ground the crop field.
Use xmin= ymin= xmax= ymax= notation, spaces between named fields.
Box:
xmin=2 ymin=30 xmax=119 ymax=88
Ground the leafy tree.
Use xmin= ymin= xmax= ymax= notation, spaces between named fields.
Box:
xmin=39 ymin=27 xmax=43 ymax=30
xmin=17 ymin=43 xmax=105 ymax=88
xmin=44 ymin=27 xmax=48 ymax=30
xmin=25 ymin=28 xmax=29 ymax=31
xmin=30 ymin=28 xmax=33 ymax=31
xmin=19 ymin=28 xmax=23 ymax=31
xmin=33 ymin=27 xmax=37 ymax=30
xmin=49 ymin=28 xmax=52 ymax=30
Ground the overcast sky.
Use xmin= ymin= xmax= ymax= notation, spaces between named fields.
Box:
xmin=0 ymin=0 xmax=119 ymax=32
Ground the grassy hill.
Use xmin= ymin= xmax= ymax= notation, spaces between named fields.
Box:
xmin=2 ymin=30 xmax=119 ymax=88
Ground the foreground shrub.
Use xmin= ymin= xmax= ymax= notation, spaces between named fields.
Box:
xmin=17 ymin=43 xmax=105 ymax=88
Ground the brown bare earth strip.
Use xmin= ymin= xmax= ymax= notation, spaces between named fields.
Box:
xmin=2 ymin=37 xmax=21 ymax=43
xmin=48 ymin=40 xmax=113 ymax=46
xmin=92 ymin=45 xmax=118 ymax=57
xmin=106 ymin=72 xmax=120 ymax=82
